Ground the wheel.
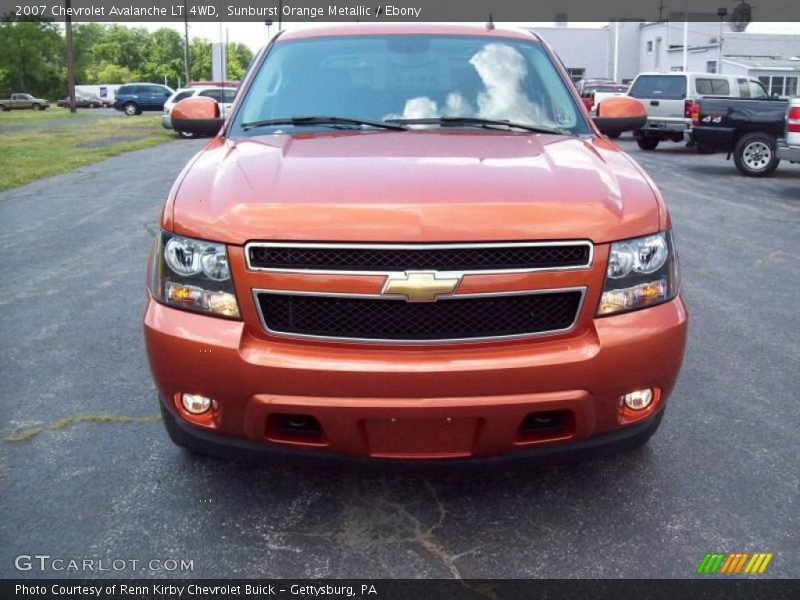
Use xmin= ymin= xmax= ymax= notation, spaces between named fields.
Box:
xmin=607 ymin=132 xmax=621 ymax=139
xmin=0 ymin=105 xmax=7 ymax=112
xmin=123 ymin=102 xmax=138 ymax=116
xmin=89 ymin=102 xmax=97 ymax=108
xmin=177 ymin=130 xmax=197 ymax=139
xmin=31 ymin=103 xmax=42 ymax=111
xmin=733 ymin=133 xmax=780 ymax=177
xmin=636 ymin=137 xmax=659 ymax=151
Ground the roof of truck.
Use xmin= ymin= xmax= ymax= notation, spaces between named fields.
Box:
xmin=278 ymin=23 xmax=539 ymax=42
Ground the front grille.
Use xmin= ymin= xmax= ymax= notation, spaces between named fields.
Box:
xmin=247 ymin=242 xmax=591 ymax=272
xmin=256 ymin=291 xmax=583 ymax=342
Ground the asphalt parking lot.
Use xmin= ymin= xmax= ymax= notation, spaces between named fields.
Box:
xmin=1 ymin=135 xmax=798 ymax=580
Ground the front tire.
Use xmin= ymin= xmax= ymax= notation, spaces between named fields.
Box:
xmin=733 ymin=133 xmax=779 ymax=177
xmin=123 ymin=102 xmax=139 ymax=116
xmin=31 ymin=103 xmax=42 ymax=111
xmin=177 ymin=130 xmax=197 ymax=139
xmin=636 ymin=137 xmax=659 ymax=151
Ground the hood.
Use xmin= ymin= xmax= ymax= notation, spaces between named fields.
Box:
xmin=167 ymin=131 xmax=663 ymax=245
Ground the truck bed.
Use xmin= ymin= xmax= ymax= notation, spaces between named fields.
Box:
xmin=691 ymin=97 xmax=788 ymax=153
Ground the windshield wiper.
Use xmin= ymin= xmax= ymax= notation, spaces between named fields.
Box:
xmin=385 ymin=116 xmax=565 ymax=135
xmin=242 ymin=116 xmax=407 ymax=131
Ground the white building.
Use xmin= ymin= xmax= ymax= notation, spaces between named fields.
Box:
xmin=532 ymin=21 xmax=800 ymax=97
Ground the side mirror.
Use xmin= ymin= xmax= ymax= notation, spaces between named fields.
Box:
xmin=593 ymin=97 xmax=647 ymax=136
xmin=171 ymin=97 xmax=223 ymax=137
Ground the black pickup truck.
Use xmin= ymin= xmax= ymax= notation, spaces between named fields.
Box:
xmin=691 ymin=97 xmax=788 ymax=176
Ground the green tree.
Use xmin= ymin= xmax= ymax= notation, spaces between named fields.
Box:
xmin=0 ymin=21 xmax=254 ymax=97
xmin=226 ymin=42 xmax=254 ymax=80
xmin=85 ymin=61 xmax=140 ymax=84
xmin=189 ymin=38 xmax=212 ymax=82
xmin=141 ymin=27 xmax=185 ymax=88
xmin=89 ymin=25 xmax=149 ymax=77
xmin=71 ymin=23 xmax=107 ymax=83
xmin=0 ymin=18 xmax=64 ymax=98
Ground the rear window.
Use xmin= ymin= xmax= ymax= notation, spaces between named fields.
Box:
xmin=172 ymin=90 xmax=194 ymax=103
xmin=199 ymin=89 xmax=237 ymax=103
xmin=695 ymin=78 xmax=730 ymax=96
xmin=629 ymin=75 xmax=687 ymax=100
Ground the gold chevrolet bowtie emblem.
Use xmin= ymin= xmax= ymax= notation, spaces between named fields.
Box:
xmin=383 ymin=271 xmax=461 ymax=302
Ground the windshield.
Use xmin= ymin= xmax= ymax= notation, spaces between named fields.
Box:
xmin=230 ymin=34 xmax=588 ymax=136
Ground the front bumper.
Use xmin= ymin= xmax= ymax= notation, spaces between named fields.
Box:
xmin=144 ymin=295 xmax=688 ymax=461
xmin=777 ymin=140 xmax=800 ymax=162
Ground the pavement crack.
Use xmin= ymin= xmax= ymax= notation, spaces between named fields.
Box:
xmin=4 ymin=414 xmax=161 ymax=443
xmin=375 ymin=476 xmax=465 ymax=580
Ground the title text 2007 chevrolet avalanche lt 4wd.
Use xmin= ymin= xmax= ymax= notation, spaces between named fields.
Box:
xmin=145 ymin=25 xmax=688 ymax=462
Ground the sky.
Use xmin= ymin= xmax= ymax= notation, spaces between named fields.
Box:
xmin=130 ymin=21 xmax=800 ymax=52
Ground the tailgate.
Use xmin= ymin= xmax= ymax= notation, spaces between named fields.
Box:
xmin=691 ymin=100 xmax=736 ymax=151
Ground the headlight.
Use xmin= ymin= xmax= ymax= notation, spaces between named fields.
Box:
xmin=597 ymin=230 xmax=680 ymax=316
xmin=151 ymin=231 xmax=240 ymax=319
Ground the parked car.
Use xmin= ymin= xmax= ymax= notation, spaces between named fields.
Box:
xmin=579 ymin=83 xmax=630 ymax=138
xmin=690 ymin=95 xmax=789 ymax=176
xmin=162 ymin=86 xmax=237 ymax=138
xmin=581 ymin=83 xmax=629 ymax=113
xmin=627 ymin=72 xmax=769 ymax=150
xmin=0 ymin=93 xmax=49 ymax=111
xmin=575 ymin=77 xmax=616 ymax=95
xmin=776 ymin=97 xmax=800 ymax=166
xmin=113 ymin=83 xmax=174 ymax=115
xmin=147 ymin=24 xmax=687 ymax=462
xmin=56 ymin=94 xmax=105 ymax=108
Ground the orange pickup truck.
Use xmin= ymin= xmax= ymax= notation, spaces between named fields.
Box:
xmin=145 ymin=24 xmax=688 ymax=462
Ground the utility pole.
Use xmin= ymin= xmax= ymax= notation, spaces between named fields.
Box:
xmin=183 ymin=0 xmax=191 ymax=85
xmin=682 ymin=21 xmax=689 ymax=72
xmin=613 ymin=20 xmax=620 ymax=83
xmin=65 ymin=0 xmax=76 ymax=113
xmin=717 ymin=7 xmax=728 ymax=74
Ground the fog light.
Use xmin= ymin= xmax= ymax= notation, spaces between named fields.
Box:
xmin=621 ymin=389 xmax=653 ymax=411
xmin=181 ymin=393 xmax=212 ymax=415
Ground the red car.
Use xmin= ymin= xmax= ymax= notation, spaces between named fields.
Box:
xmin=145 ymin=24 xmax=687 ymax=462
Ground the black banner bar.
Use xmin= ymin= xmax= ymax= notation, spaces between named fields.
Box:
xmin=3 ymin=580 xmax=800 ymax=600
xmin=1 ymin=0 xmax=799 ymax=23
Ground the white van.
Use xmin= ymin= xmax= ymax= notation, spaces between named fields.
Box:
xmin=627 ymin=72 xmax=769 ymax=150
